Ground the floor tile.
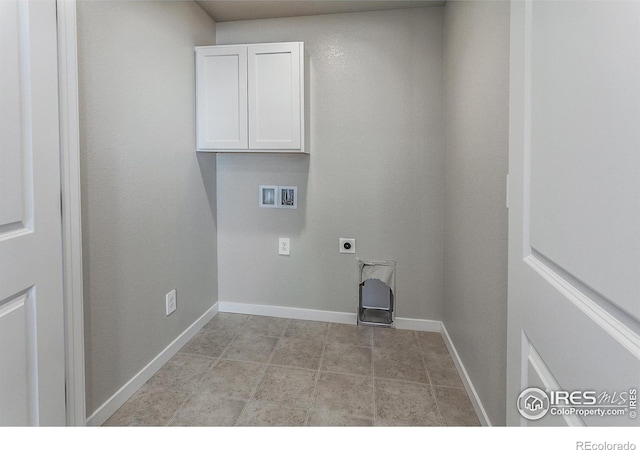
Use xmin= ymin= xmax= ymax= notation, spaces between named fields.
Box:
xmin=271 ymin=337 xmax=324 ymax=370
xmin=327 ymin=323 xmax=372 ymax=347
xmin=375 ymin=379 xmax=442 ymax=426
xmin=417 ymin=331 xmax=449 ymax=357
xmin=424 ymin=351 xmax=464 ymax=388
xmin=222 ymin=333 xmax=279 ymax=363
xmin=236 ymin=401 xmax=307 ymax=426
xmin=321 ymin=343 xmax=372 ymax=376
xmin=203 ymin=313 xmax=250 ymax=335
xmin=198 ymin=359 xmax=264 ymax=399
xmin=241 ymin=315 xmax=290 ymax=338
xmin=373 ymin=327 xmax=419 ymax=350
xmin=104 ymin=385 xmax=189 ymax=426
xmin=284 ymin=319 xmax=329 ymax=340
xmin=435 ymin=386 xmax=480 ymax=426
xmin=253 ymin=365 xmax=317 ymax=408
xmin=373 ymin=347 xmax=429 ymax=384
xmin=146 ymin=353 xmax=214 ymax=392
xmin=104 ymin=316 xmax=477 ymax=428
xmin=306 ymin=410 xmax=373 ymax=427
xmin=313 ymin=372 xmax=374 ymax=417
xmin=178 ymin=328 xmax=235 ymax=358
xmin=170 ymin=393 xmax=245 ymax=426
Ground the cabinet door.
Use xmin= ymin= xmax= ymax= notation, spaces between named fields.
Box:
xmin=196 ymin=46 xmax=248 ymax=150
xmin=248 ymin=43 xmax=302 ymax=150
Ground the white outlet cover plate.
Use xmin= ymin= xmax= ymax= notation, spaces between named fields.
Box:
xmin=279 ymin=238 xmax=290 ymax=255
xmin=339 ymin=238 xmax=356 ymax=253
xmin=166 ymin=289 xmax=177 ymax=316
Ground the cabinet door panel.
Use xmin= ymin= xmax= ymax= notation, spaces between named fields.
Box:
xmin=196 ymin=46 xmax=247 ymax=150
xmin=248 ymin=43 xmax=301 ymax=150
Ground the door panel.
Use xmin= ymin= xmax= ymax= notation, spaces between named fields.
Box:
xmin=525 ymin=339 xmax=583 ymax=427
xmin=507 ymin=0 xmax=640 ymax=426
xmin=0 ymin=0 xmax=65 ymax=426
xmin=248 ymin=43 xmax=301 ymax=149
xmin=0 ymin=0 xmax=31 ymax=232
xmin=196 ymin=46 xmax=248 ymax=150
xmin=529 ymin=0 xmax=640 ymax=320
xmin=0 ymin=289 xmax=36 ymax=425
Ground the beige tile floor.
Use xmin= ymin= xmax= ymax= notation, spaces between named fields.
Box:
xmin=104 ymin=313 xmax=481 ymax=427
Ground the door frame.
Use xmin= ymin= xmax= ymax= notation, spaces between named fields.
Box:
xmin=56 ymin=0 xmax=86 ymax=426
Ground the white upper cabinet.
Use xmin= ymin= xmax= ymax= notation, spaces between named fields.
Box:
xmin=248 ymin=43 xmax=301 ymax=150
xmin=196 ymin=46 xmax=248 ymax=150
xmin=196 ymin=42 xmax=306 ymax=153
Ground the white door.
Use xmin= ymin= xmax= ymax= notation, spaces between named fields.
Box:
xmin=196 ymin=45 xmax=248 ymax=150
xmin=507 ymin=1 xmax=640 ymax=426
xmin=248 ymin=42 xmax=302 ymax=150
xmin=0 ymin=0 xmax=66 ymax=425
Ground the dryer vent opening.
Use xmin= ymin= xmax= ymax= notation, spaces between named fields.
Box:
xmin=357 ymin=259 xmax=396 ymax=327
xmin=359 ymin=278 xmax=394 ymax=326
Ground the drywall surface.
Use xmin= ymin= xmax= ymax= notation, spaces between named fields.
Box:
xmin=443 ymin=0 xmax=510 ymax=425
xmin=77 ymin=0 xmax=217 ymax=415
xmin=215 ymin=8 xmax=444 ymax=320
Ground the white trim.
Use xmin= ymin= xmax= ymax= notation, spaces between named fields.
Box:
xmin=56 ymin=0 xmax=86 ymax=427
xmin=218 ymin=301 xmax=356 ymax=324
xmin=85 ymin=303 xmax=219 ymax=426
xmin=219 ymin=300 xmax=441 ymax=333
xmin=441 ymin=323 xmax=492 ymax=426
xmin=526 ymin=253 xmax=640 ymax=359
xmin=393 ymin=317 xmax=441 ymax=333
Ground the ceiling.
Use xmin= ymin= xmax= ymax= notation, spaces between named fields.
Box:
xmin=195 ymin=0 xmax=445 ymax=23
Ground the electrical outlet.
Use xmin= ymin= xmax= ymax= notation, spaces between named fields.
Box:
xmin=166 ymin=289 xmax=176 ymax=316
xmin=339 ymin=238 xmax=356 ymax=254
xmin=279 ymin=238 xmax=290 ymax=256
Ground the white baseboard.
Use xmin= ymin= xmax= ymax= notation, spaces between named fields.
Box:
xmin=85 ymin=303 xmax=219 ymax=426
xmin=219 ymin=301 xmax=442 ymax=333
xmin=394 ymin=317 xmax=441 ymax=332
xmin=440 ymin=323 xmax=492 ymax=426
xmin=218 ymin=301 xmax=357 ymax=324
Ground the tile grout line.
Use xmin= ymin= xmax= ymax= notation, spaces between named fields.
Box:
xmin=308 ymin=407 xmax=373 ymax=422
xmin=164 ymin=314 xmax=253 ymax=426
xmin=173 ymin=314 xmax=249 ymax=426
xmin=415 ymin=329 xmax=435 ymax=388
xmin=430 ymin=383 xmax=468 ymax=389
xmin=371 ymin=326 xmax=376 ymax=426
xmin=209 ymin=313 xmax=253 ymax=366
xmin=304 ymin=324 xmax=330 ymax=426
xmin=416 ymin=331 xmax=446 ymax=426
xmin=417 ymin=330 xmax=436 ymax=425
xmin=431 ymin=388 xmax=446 ymax=426
xmin=428 ymin=365 xmax=447 ymax=426
xmin=233 ymin=316 xmax=290 ymax=426
xmin=373 ymin=375 xmax=432 ymax=387
xmin=164 ymin=356 xmax=221 ymax=427
xmin=312 ymin=367 xmax=374 ymax=379
xmin=222 ymin=314 xmax=259 ymax=425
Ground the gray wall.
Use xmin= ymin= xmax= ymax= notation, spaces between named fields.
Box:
xmin=442 ymin=1 xmax=510 ymax=425
xmin=215 ymin=8 xmax=444 ymax=320
xmin=77 ymin=0 xmax=217 ymax=415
